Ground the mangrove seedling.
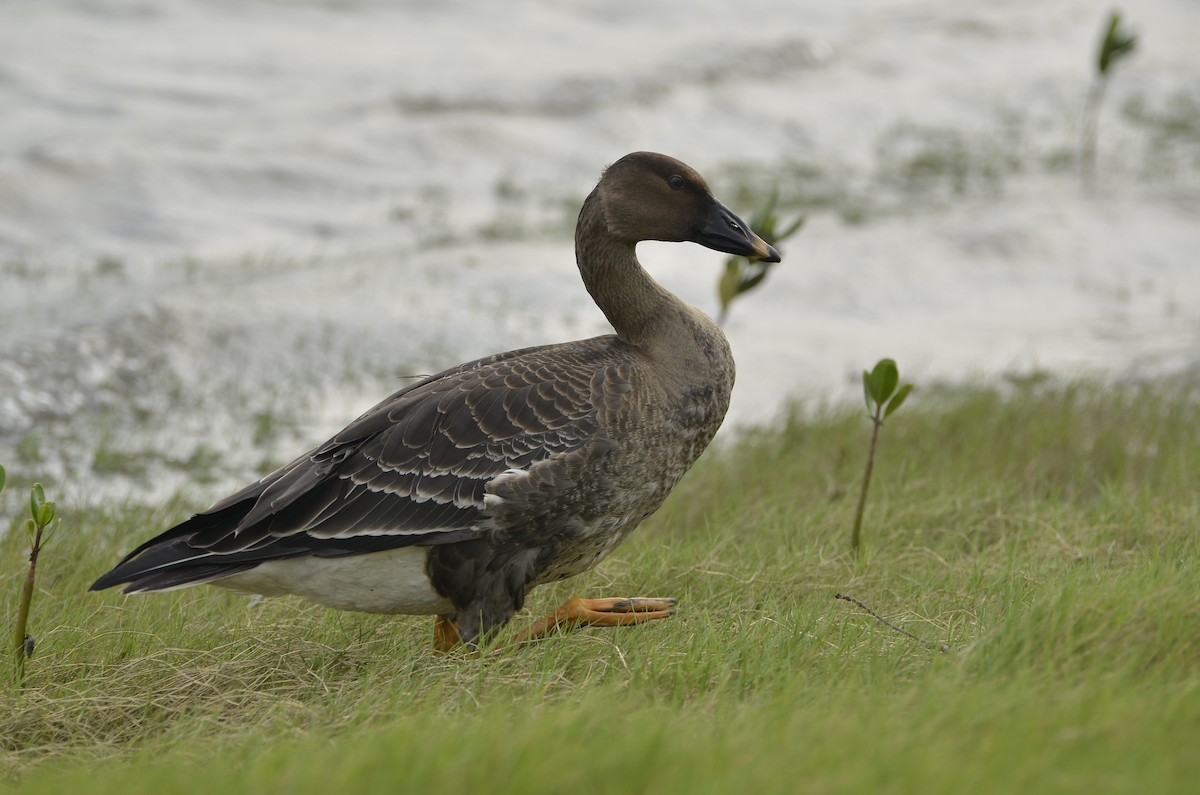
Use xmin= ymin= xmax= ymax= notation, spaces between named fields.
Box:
xmin=850 ymin=359 xmax=913 ymax=555
xmin=717 ymin=189 xmax=803 ymax=325
xmin=11 ymin=477 xmax=60 ymax=688
xmin=1080 ymin=11 xmax=1137 ymax=188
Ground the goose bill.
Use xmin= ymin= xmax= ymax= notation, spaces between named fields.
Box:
xmin=695 ymin=200 xmax=781 ymax=263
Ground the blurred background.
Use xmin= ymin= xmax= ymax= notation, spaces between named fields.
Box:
xmin=1 ymin=0 xmax=1197 ymax=503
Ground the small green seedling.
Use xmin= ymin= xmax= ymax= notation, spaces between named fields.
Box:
xmin=717 ymin=190 xmax=804 ymax=325
xmin=1080 ymin=11 xmax=1137 ymax=187
xmin=10 ymin=474 xmax=60 ymax=688
xmin=850 ymin=359 xmax=913 ymax=555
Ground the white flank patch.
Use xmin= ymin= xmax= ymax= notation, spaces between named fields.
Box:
xmin=214 ymin=547 xmax=452 ymax=615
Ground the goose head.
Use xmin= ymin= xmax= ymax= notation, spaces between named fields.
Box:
xmin=595 ymin=151 xmax=781 ymax=263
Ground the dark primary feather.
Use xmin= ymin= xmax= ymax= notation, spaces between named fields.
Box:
xmin=91 ymin=341 xmax=624 ymax=593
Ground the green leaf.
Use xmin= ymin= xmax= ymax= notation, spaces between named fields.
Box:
xmin=1098 ymin=12 xmax=1137 ymax=75
xmin=0 ymin=463 xmax=6 ymax=493
xmin=862 ymin=370 xmax=876 ymax=413
xmin=29 ymin=482 xmax=57 ymax=530
xmin=884 ymin=383 xmax=914 ymax=419
xmin=30 ymin=483 xmax=45 ymax=525
xmin=877 ymin=359 xmax=899 ymax=402
xmin=37 ymin=501 xmax=57 ymax=530
xmin=750 ymin=189 xmax=780 ymax=232
xmin=868 ymin=359 xmax=899 ymax=405
xmin=741 ymin=270 xmax=768 ymax=292
xmin=718 ymin=260 xmax=741 ymax=312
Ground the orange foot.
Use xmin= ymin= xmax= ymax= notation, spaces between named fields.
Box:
xmin=509 ymin=596 xmax=678 ymax=646
xmin=431 ymin=597 xmax=678 ymax=652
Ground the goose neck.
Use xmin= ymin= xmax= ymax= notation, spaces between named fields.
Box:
xmin=575 ymin=190 xmax=677 ymax=346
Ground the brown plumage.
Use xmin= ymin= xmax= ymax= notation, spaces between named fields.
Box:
xmin=91 ymin=152 xmax=781 ymax=648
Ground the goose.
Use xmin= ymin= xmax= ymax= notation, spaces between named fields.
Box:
xmin=91 ymin=152 xmax=781 ymax=650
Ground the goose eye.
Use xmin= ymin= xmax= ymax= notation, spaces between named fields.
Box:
xmin=668 ymin=175 xmax=685 ymax=190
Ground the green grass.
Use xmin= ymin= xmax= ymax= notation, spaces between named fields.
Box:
xmin=2 ymin=378 xmax=1198 ymax=793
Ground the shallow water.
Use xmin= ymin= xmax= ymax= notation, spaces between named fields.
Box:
xmin=1 ymin=0 xmax=1198 ymax=505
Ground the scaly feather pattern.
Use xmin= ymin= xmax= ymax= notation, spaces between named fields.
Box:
xmin=93 ymin=342 xmax=622 ymax=591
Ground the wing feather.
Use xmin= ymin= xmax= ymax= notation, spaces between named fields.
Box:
xmin=91 ymin=339 xmax=635 ymax=593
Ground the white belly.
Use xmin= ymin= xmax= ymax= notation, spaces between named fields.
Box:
xmin=213 ymin=546 xmax=453 ymax=615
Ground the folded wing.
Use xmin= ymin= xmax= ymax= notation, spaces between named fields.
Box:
xmin=91 ymin=343 xmax=622 ymax=593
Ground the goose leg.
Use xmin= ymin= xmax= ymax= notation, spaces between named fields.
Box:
xmin=508 ymin=597 xmax=678 ymax=645
xmin=432 ymin=598 xmax=677 ymax=651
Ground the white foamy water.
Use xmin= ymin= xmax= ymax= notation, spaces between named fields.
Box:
xmin=1 ymin=0 xmax=1198 ymax=506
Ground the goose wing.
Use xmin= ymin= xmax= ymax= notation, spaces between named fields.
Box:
xmin=92 ymin=340 xmax=634 ymax=592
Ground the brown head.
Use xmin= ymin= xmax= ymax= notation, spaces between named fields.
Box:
xmin=595 ymin=152 xmax=780 ymax=263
